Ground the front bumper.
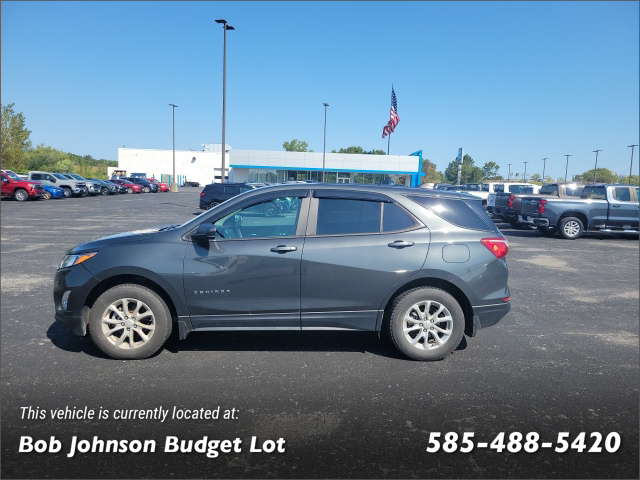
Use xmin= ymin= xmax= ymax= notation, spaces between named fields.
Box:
xmin=73 ymin=187 xmax=88 ymax=196
xmin=54 ymin=265 xmax=100 ymax=336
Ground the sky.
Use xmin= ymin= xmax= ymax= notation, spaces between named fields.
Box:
xmin=1 ymin=1 xmax=638 ymax=181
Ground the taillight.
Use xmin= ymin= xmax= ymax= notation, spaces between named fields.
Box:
xmin=200 ymin=192 xmax=205 ymax=196
xmin=508 ymin=195 xmax=515 ymax=208
xmin=481 ymin=238 xmax=509 ymax=259
xmin=538 ymin=199 xmax=547 ymax=214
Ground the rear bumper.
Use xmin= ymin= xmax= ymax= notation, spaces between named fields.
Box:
xmin=519 ymin=214 xmax=549 ymax=226
xmin=470 ymin=301 xmax=511 ymax=336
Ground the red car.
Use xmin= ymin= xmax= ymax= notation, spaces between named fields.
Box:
xmin=146 ymin=178 xmax=170 ymax=192
xmin=1 ymin=171 xmax=45 ymax=201
xmin=111 ymin=179 xmax=142 ymax=193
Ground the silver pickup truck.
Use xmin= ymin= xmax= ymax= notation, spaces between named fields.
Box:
xmin=519 ymin=184 xmax=639 ymax=239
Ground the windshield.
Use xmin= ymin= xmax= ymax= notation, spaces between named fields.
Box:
xmin=53 ymin=174 xmax=69 ymax=179
xmin=3 ymin=171 xmax=21 ymax=181
xmin=69 ymin=174 xmax=85 ymax=180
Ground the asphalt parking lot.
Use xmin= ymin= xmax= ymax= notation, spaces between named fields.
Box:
xmin=1 ymin=190 xmax=638 ymax=478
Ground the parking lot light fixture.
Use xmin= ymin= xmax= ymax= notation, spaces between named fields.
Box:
xmin=592 ymin=150 xmax=601 ymax=184
xmin=523 ymin=161 xmax=529 ymax=183
xmin=216 ymin=19 xmax=234 ymax=184
xmin=564 ymin=154 xmax=572 ymax=182
xmin=542 ymin=158 xmax=548 ymax=182
xmin=322 ymin=102 xmax=329 ymax=182
xmin=507 ymin=163 xmax=512 ymax=182
xmin=169 ymin=104 xmax=178 ymax=192
xmin=628 ymin=145 xmax=638 ymax=185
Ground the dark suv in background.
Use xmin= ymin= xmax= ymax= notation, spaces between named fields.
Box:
xmin=54 ymin=184 xmax=510 ymax=361
xmin=199 ymin=182 xmax=261 ymax=209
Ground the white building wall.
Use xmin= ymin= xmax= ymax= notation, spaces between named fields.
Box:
xmin=116 ymin=148 xmax=226 ymax=184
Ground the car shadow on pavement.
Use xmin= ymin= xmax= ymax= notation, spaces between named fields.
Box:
xmin=47 ymin=321 xmax=467 ymax=361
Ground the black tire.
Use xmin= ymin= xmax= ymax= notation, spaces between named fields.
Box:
xmin=42 ymin=191 xmax=52 ymax=200
xmin=207 ymin=201 xmax=220 ymax=210
xmin=62 ymin=187 xmax=72 ymax=198
xmin=558 ymin=216 xmax=584 ymax=240
xmin=81 ymin=189 xmax=89 ymax=197
xmin=101 ymin=187 xmax=110 ymax=196
xmin=262 ymin=202 xmax=278 ymax=217
xmin=389 ymin=287 xmax=465 ymax=361
xmin=143 ymin=186 xmax=150 ymax=193
xmin=127 ymin=187 xmax=134 ymax=194
xmin=14 ymin=189 xmax=29 ymax=202
xmin=88 ymin=284 xmax=173 ymax=360
xmin=537 ymin=226 xmax=558 ymax=236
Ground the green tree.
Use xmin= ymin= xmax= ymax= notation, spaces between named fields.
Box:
xmin=1 ymin=103 xmax=32 ymax=171
xmin=444 ymin=154 xmax=482 ymax=184
xmin=336 ymin=146 xmax=386 ymax=155
xmin=282 ymin=139 xmax=308 ymax=152
xmin=420 ymin=158 xmax=443 ymax=184
xmin=577 ymin=167 xmax=620 ymax=184
xmin=481 ymin=161 xmax=500 ymax=180
xmin=618 ymin=174 xmax=639 ymax=185
xmin=529 ymin=173 xmax=542 ymax=183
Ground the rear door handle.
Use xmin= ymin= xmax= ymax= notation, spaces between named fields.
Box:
xmin=388 ymin=240 xmax=415 ymax=248
xmin=270 ymin=245 xmax=297 ymax=253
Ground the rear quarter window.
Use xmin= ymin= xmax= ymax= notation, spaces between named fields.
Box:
xmin=407 ymin=196 xmax=497 ymax=232
xmin=582 ymin=186 xmax=606 ymax=200
xmin=540 ymin=185 xmax=558 ymax=195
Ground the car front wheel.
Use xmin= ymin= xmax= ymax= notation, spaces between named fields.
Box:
xmin=101 ymin=187 xmax=110 ymax=196
xmin=143 ymin=186 xmax=150 ymax=193
xmin=14 ymin=189 xmax=29 ymax=202
xmin=389 ymin=287 xmax=465 ymax=361
xmin=88 ymin=284 xmax=172 ymax=360
xmin=62 ymin=187 xmax=72 ymax=198
xmin=42 ymin=191 xmax=52 ymax=200
xmin=558 ymin=217 xmax=584 ymax=240
xmin=127 ymin=187 xmax=134 ymax=194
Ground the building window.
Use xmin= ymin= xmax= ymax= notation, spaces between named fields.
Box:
xmin=337 ymin=172 xmax=351 ymax=184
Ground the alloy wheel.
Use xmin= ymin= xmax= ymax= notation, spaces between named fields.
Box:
xmin=402 ymin=300 xmax=454 ymax=350
xmin=100 ymin=298 xmax=156 ymax=350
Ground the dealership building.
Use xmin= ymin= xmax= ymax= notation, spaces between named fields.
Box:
xmin=114 ymin=144 xmax=423 ymax=186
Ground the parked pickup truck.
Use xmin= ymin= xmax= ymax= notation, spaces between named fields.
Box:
xmin=519 ymin=184 xmax=640 ymax=239
xmin=493 ymin=184 xmax=548 ymax=226
xmin=487 ymin=183 xmax=540 ymax=217
xmin=1 ymin=171 xmax=45 ymax=201
xmin=28 ymin=171 xmax=88 ymax=197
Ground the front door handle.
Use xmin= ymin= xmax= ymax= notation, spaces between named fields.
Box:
xmin=270 ymin=245 xmax=297 ymax=253
xmin=612 ymin=204 xmax=621 ymax=208
xmin=388 ymin=240 xmax=415 ymax=248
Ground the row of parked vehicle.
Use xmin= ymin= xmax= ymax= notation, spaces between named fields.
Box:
xmin=0 ymin=169 xmax=171 ymax=201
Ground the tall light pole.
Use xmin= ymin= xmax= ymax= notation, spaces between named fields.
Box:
xmin=592 ymin=149 xmax=601 ymax=184
xmin=169 ymin=104 xmax=178 ymax=192
xmin=322 ymin=102 xmax=329 ymax=182
xmin=507 ymin=163 xmax=512 ymax=182
xmin=564 ymin=154 xmax=571 ymax=182
xmin=628 ymin=145 xmax=639 ymax=184
xmin=542 ymin=158 xmax=548 ymax=183
xmin=216 ymin=19 xmax=234 ymax=183
xmin=523 ymin=161 xmax=529 ymax=183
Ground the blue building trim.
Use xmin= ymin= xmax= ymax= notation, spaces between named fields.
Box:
xmin=409 ymin=150 xmax=425 ymax=187
xmin=229 ymin=164 xmax=417 ymax=175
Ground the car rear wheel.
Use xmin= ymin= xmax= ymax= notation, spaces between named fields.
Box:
xmin=42 ymin=191 xmax=52 ymax=200
xmin=14 ymin=189 xmax=29 ymax=202
xmin=88 ymin=284 xmax=172 ymax=360
xmin=389 ymin=287 xmax=465 ymax=361
xmin=62 ymin=187 xmax=72 ymax=198
xmin=558 ymin=217 xmax=584 ymax=240
xmin=101 ymin=187 xmax=110 ymax=196
xmin=207 ymin=201 xmax=220 ymax=210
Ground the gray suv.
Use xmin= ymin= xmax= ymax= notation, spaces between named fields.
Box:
xmin=54 ymin=184 xmax=511 ymax=360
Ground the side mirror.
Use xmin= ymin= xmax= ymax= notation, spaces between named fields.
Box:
xmin=191 ymin=223 xmax=217 ymax=242
xmin=50 ymin=177 xmax=56 ymax=183
xmin=2 ymin=177 xmax=9 ymax=183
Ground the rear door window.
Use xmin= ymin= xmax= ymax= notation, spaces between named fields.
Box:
xmin=382 ymin=203 xmax=417 ymax=232
xmin=494 ymin=184 xmax=504 ymax=193
xmin=223 ymin=185 xmax=238 ymax=194
xmin=613 ymin=187 xmax=632 ymax=202
xmin=582 ymin=186 xmax=606 ymax=199
xmin=316 ymin=198 xmax=381 ymax=235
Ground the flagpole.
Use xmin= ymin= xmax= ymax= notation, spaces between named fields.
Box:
xmin=387 ymin=84 xmax=392 ymax=155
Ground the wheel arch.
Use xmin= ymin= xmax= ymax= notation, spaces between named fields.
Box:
xmin=379 ymin=276 xmax=475 ymax=337
xmin=559 ymin=211 xmax=588 ymax=230
xmin=84 ymin=274 xmax=180 ymax=323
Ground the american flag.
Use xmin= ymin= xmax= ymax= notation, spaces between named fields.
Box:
xmin=382 ymin=87 xmax=400 ymax=138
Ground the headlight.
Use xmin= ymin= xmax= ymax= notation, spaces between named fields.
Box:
xmin=59 ymin=252 xmax=97 ymax=269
